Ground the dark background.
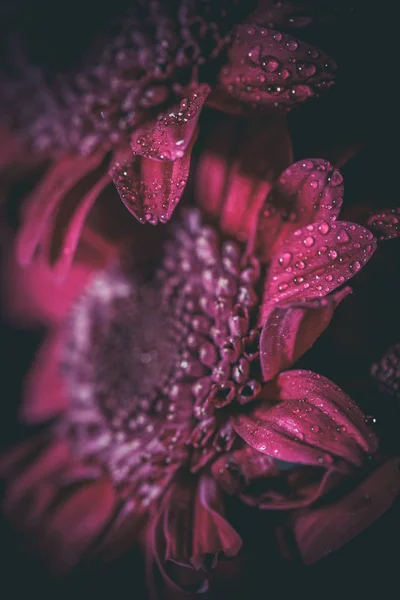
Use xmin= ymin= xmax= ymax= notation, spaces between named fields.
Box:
xmin=1 ymin=1 xmax=398 ymax=598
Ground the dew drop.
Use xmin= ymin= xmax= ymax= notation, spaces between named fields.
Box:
xmin=318 ymin=221 xmax=330 ymax=235
xmin=279 ymin=252 xmax=293 ymax=268
xmin=303 ymin=236 xmax=315 ymax=247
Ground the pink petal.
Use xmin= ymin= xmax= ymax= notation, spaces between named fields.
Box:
xmin=367 ymin=208 xmax=400 ymax=241
xmin=3 ymin=441 xmax=71 ymax=515
xmin=110 ymin=138 xmax=195 ymax=225
xmin=262 ymin=220 xmax=376 ymax=322
xmin=40 ymin=478 xmax=116 ymax=573
xmin=131 ymin=85 xmax=210 ymax=161
xmin=50 ymin=174 xmax=111 ymax=281
xmin=16 ymin=152 xmax=105 ymax=267
xmin=232 ymin=370 xmax=377 ymax=467
xmin=218 ymin=25 xmax=336 ymax=110
xmin=291 ymin=457 xmax=400 ymax=564
xmin=192 ymin=475 xmax=242 ymax=569
xmin=260 ymin=287 xmax=351 ymax=382
xmin=20 ymin=330 xmax=68 ymax=424
xmin=252 ymin=159 xmax=344 ymax=262
xmin=2 ymin=243 xmax=95 ymax=327
xmin=196 ymin=115 xmax=292 ymax=239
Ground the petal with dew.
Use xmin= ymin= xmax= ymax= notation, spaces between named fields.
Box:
xmin=291 ymin=457 xmax=400 ymax=564
xmin=367 ymin=208 xmax=400 ymax=241
xmin=232 ymin=370 xmax=377 ymax=467
xmin=261 ymin=221 xmax=376 ymax=322
xmin=131 ymin=85 xmax=210 ymax=161
xmin=218 ymin=25 xmax=336 ymax=111
xmin=260 ymin=287 xmax=351 ymax=381
xmin=252 ymin=159 xmax=344 ymax=262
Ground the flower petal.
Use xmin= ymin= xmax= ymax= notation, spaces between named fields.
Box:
xmin=261 ymin=221 xmax=376 ymax=322
xmin=232 ymin=370 xmax=377 ymax=467
xmin=291 ymin=457 xmax=400 ymax=564
xmin=16 ymin=152 xmax=105 ymax=266
xmin=260 ymin=287 xmax=351 ymax=382
xmin=131 ymin=85 xmax=210 ymax=161
xmin=252 ymin=159 xmax=344 ymax=262
xmin=39 ymin=478 xmax=116 ymax=573
xmin=218 ymin=25 xmax=336 ymax=110
xmin=367 ymin=208 xmax=400 ymax=241
xmin=110 ymin=135 xmax=196 ymax=225
xmin=371 ymin=343 xmax=400 ymax=401
xmin=196 ymin=115 xmax=292 ymax=239
xmin=20 ymin=330 xmax=68 ymax=424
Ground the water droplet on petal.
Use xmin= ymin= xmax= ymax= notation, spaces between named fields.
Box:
xmin=303 ymin=236 xmax=315 ymax=247
xmin=279 ymin=252 xmax=293 ymax=268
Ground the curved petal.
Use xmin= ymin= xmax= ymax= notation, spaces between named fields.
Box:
xmin=232 ymin=370 xmax=377 ymax=467
xmin=260 ymin=287 xmax=351 ymax=381
xmin=218 ymin=25 xmax=336 ymax=111
xmin=371 ymin=343 xmax=400 ymax=400
xmin=291 ymin=457 xmax=400 ymax=564
xmin=367 ymin=208 xmax=400 ymax=241
xmin=261 ymin=221 xmax=376 ymax=322
xmin=196 ymin=115 xmax=292 ymax=239
xmin=110 ymin=132 xmax=196 ymax=225
xmin=252 ymin=159 xmax=344 ymax=262
xmin=16 ymin=152 xmax=105 ymax=267
xmin=20 ymin=330 xmax=68 ymax=424
xmin=39 ymin=477 xmax=116 ymax=574
xmin=131 ymin=85 xmax=210 ymax=161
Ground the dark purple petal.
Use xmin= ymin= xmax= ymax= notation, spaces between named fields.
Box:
xmin=247 ymin=1 xmax=337 ymax=29
xmin=291 ymin=457 xmax=400 ymax=564
xmin=218 ymin=25 xmax=336 ymax=111
xmin=367 ymin=208 xmax=400 ymax=241
xmin=261 ymin=220 xmax=376 ymax=322
xmin=131 ymin=85 xmax=210 ymax=161
xmin=232 ymin=370 xmax=377 ymax=467
xmin=109 ymin=137 xmax=195 ymax=225
xmin=252 ymin=159 xmax=344 ymax=262
xmin=196 ymin=115 xmax=292 ymax=239
xmin=371 ymin=343 xmax=400 ymax=401
xmin=260 ymin=287 xmax=351 ymax=382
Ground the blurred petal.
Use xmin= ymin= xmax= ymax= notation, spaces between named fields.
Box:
xmin=131 ymin=85 xmax=209 ymax=161
xmin=252 ymin=159 xmax=344 ymax=262
xmin=20 ymin=330 xmax=67 ymax=423
xmin=232 ymin=370 xmax=377 ymax=467
xmin=16 ymin=152 xmax=105 ymax=267
xmin=218 ymin=25 xmax=336 ymax=111
xmin=40 ymin=478 xmax=116 ymax=573
xmin=371 ymin=343 xmax=400 ymax=401
xmin=261 ymin=221 xmax=376 ymax=322
xmin=291 ymin=457 xmax=400 ymax=564
xmin=196 ymin=115 xmax=292 ymax=239
xmin=260 ymin=287 xmax=351 ymax=381
xmin=367 ymin=208 xmax=400 ymax=241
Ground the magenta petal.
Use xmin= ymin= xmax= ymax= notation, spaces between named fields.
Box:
xmin=196 ymin=116 xmax=292 ymax=239
xmin=40 ymin=478 xmax=116 ymax=573
xmin=291 ymin=457 xmax=400 ymax=564
xmin=192 ymin=476 xmax=242 ymax=569
xmin=110 ymin=140 xmax=195 ymax=225
xmin=253 ymin=159 xmax=344 ymax=262
xmin=16 ymin=152 xmax=105 ymax=266
xmin=367 ymin=208 xmax=400 ymax=241
xmin=262 ymin=221 xmax=376 ymax=321
xmin=131 ymin=85 xmax=210 ymax=161
xmin=260 ymin=287 xmax=351 ymax=382
xmin=218 ymin=25 xmax=336 ymax=110
xmin=232 ymin=370 xmax=377 ymax=467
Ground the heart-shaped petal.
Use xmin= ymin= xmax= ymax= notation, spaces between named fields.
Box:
xmin=218 ymin=25 xmax=336 ymax=110
xmin=253 ymin=159 xmax=344 ymax=262
xmin=261 ymin=220 xmax=376 ymax=321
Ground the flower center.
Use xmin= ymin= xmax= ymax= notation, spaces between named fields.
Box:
xmin=60 ymin=209 xmax=263 ymax=505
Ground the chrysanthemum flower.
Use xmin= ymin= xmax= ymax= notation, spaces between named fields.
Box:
xmin=1 ymin=137 xmax=388 ymax=593
xmin=0 ymin=0 xmax=338 ymax=278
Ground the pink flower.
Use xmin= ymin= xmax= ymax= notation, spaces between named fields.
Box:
xmin=0 ymin=1 xmax=337 ymax=278
xmin=0 ymin=133 xmax=385 ymax=593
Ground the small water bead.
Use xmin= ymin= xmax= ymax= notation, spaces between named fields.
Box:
xmin=261 ymin=55 xmax=280 ymax=72
xmin=309 ymin=180 xmax=319 ymax=189
xmin=336 ymin=229 xmax=351 ymax=243
xmin=328 ymin=249 xmax=338 ymax=260
xmin=279 ymin=252 xmax=293 ymax=268
xmin=286 ymin=39 xmax=299 ymax=51
xmin=318 ymin=222 xmax=330 ymax=235
xmin=303 ymin=236 xmax=315 ymax=247
xmin=350 ymin=261 xmax=361 ymax=273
